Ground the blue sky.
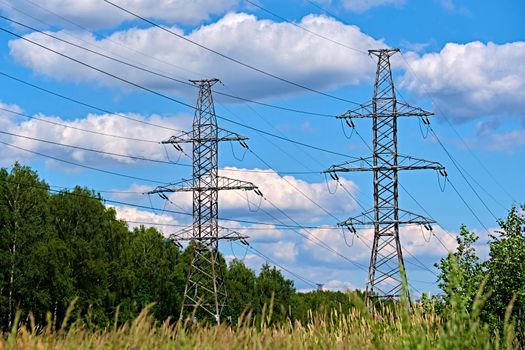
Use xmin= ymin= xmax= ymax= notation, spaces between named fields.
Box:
xmin=0 ymin=0 xmax=523 ymax=295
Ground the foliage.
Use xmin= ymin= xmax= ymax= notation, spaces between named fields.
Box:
xmin=436 ymin=205 xmax=525 ymax=348
xmin=435 ymin=225 xmax=484 ymax=311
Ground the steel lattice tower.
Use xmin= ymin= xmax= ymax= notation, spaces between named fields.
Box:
xmin=150 ymin=79 xmax=259 ymax=323
xmin=326 ymin=49 xmax=445 ymax=301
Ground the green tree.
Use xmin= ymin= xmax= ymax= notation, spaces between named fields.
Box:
xmin=225 ymin=259 xmax=257 ymax=322
xmin=436 ymin=225 xmax=484 ymax=311
xmin=254 ymin=264 xmax=295 ymax=324
xmin=484 ymin=206 xmax=525 ymax=345
xmin=0 ymin=163 xmax=51 ymax=329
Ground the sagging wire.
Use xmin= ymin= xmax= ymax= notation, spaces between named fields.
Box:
xmin=340 ymin=118 xmax=355 ymax=139
xmin=245 ymin=189 xmax=263 ymax=212
xmin=420 ymin=223 xmax=432 ymax=243
xmin=147 ymin=193 xmax=157 ymax=214
xmin=418 ymin=116 xmax=431 ymax=139
xmin=437 ymin=169 xmax=448 ymax=192
xmin=324 ymin=171 xmax=339 ymax=194
xmin=341 ymin=226 xmax=356 ymax=247
xmin=230 ymin=140 xmax=249 ymax=162
xmin=168 ymin=141 xmax=192 ymax=160
xmin=163 ymin=143 xmax=183 ymax=164
xmin=433 ymin=232 xmax=451 ymax=252
xmin=230 ymin=239 xmax=249 ymax=261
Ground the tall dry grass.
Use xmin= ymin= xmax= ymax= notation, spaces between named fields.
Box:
xmin=0 ymin=290 xmax=518 ymax=350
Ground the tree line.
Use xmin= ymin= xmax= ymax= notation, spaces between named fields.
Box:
xmin=1 ymin=163 xmax=524 ymax=346
xmin=0 ymin=163 xmax=357 ymax=330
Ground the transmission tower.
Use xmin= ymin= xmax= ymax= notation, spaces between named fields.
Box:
xmin=326 ymin=49 xmax=445 ymax=301
xmin=149 ymin=79 xmax=260 ymax=323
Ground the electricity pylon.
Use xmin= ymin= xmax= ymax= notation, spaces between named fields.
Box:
xmin=149 ymin=79 xmax=260 ymax=323
xmin=326 ymin=49 xmax=445 ymax=302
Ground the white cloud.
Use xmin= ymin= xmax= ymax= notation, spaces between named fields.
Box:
xmin=402 ymin=41 xmax=525 ymax=122
xmin=218 ymin=167 xmax=359 ymax=222
xmin=0 ymin=0 xmax=239 ymax=30
xmin=8 ymin=13 xmax=381 ymax=100
xmin=341 ymin=0 xmax=405 ymax=13
xmin=111 ymin=205 xmax=181 ymax=236
xmin=0 ymin=104 xmax=190 ymax=167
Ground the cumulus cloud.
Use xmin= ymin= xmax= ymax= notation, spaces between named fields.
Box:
xmin=0 ymin=0 xmax=239 ymax=30
xmin=111 ymin=205 xmax=181 ymax=235
xmin=402 ymin=41 xmax=525 ymax=122
xmin=8 ymin=13 xmax=381 ymax=100
xmin=0 ymin=102 xmax=190 ymax=168
xmin=341 ymin=0 xmax=405 ymax=13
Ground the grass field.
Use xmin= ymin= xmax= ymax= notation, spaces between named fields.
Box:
xmin=0 ymin=294 xmax=517 ymax=350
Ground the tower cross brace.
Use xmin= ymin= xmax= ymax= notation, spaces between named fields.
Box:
xmin=326 ymin=49 xmax=445 ymax=302
xmin=149 ymin=79 xmax=260 ymax=323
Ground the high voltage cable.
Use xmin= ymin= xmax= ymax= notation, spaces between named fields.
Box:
xmin=237 ymin=241 xmax=318 ymax=288
xmin=0 ymin=53 xmax=347 ymax=158
xmin=399 ymin=52 xmax=516 ymax=203
xmin=102 ymin=0 xmax=362 ymax=106
xmin=427 ymin=125 xmax=499 ymax=223
xmin=305 ymin=0 xmax=350 ymax=24
xmin=446 ymin=177 xmax=492 ymax=235
xmin=395 ymin=88 xmax=500 ymax=224
xmin=0 ymin=106 xmax=159 ymax=144
xmin=238 ymin=187 xmax=369 ymax=271
xmin=0 ymin=130 xmax=191 ymax=166
xmin=0 ymin=139 xmax=170 ymax=184
xmin=0 ymin=15 xmax=334 ymax=119
xmin=247 ymin=146 xmax=433 ymax=283
xmin=0 ymin=176 xmax=332 ymax=229
xmin=0 ymin=72 xmax=183 ymax=133
xmin=245 ymin=0 xmax=367 ymax=55
xmin=217 ymin=99 xmax=322 ymax=173
xmin=0 ymin=108 xmax=326 ymax=175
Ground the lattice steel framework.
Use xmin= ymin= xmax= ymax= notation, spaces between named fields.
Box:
xmin=150 ymin=79 xmax=259 ymax=323
xmin=326 ymin=49 xmax=445 ymax=301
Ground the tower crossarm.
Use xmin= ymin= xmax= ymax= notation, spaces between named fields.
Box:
xmin=148 ymin=176 xmax=260 ymax=194
xmin=337 ymin=101 xmax=434 ymax=120
xmin=167 ymin=225 xmax=249 ymax=243
xmin=161 ymin=128 xmax=248 ymax=145
xmin=326 ymin=155 xmax=445 ymax=173
xmin=339 ymin=208 xmax=436 ymax=229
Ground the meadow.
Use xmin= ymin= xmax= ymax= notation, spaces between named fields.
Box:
xmin=0 ymin=292 xmax=518 ymax=350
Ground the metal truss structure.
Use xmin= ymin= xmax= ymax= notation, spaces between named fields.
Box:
xmin=326 ymin=49 xmax=445 ymax=302
xmin=149 ymin=79 xmax=259 ymax=323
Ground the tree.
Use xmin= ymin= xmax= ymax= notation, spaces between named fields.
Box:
xmin=484 ymin=206 xmax=525 ymax=345
xmin=0 ymin=163 xmax=51 ymax=328
xmin=254 ymin=264 xmax=295 ymax=324
xmin=435 ymin=225 xmax=483 ymax=311
xmin=225 ymin=259 xmax=257 ymax=322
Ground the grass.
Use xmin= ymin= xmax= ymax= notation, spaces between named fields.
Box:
xmin=0 ymin=292 xmax=518 ymax=350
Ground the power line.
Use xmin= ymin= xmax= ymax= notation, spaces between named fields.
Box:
xmin=0 ymin=130 xmax=191 ymax=166
xmin=237 ymin=241 xmax=318 ymax=288
xmin=239 ymin=188 xmax=369 ymax=271
xmin=102 ymin=0 xmax=362 ymax=106
xmin=0 ymin=105 xmax=158 ymax=144
xmin=427 ymin=125 xmax=499 ymax=223
xmin=304 ymin=0 xmax=350 ymax=24
xmin=0 ymin=176 xmax=336 ymax=229
xmin=0 ymin=105 xmax=326 ymax=175
xmin=399 ymin=52 xmax=516 ymax=203
xmin=0 ymin=139 xmax=170 ymax=184
xmin=0 ymin=64 xmax=347 ymax=158
xmin=0 ymin=14 xmax=334 ymax=119
xmin=245 ymin=0 xmax=367 ymax=55
xmin=0 ymin=72 xmax=182 ymax=132
xmin=446 ymin=177 xmax=492 ymax=235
